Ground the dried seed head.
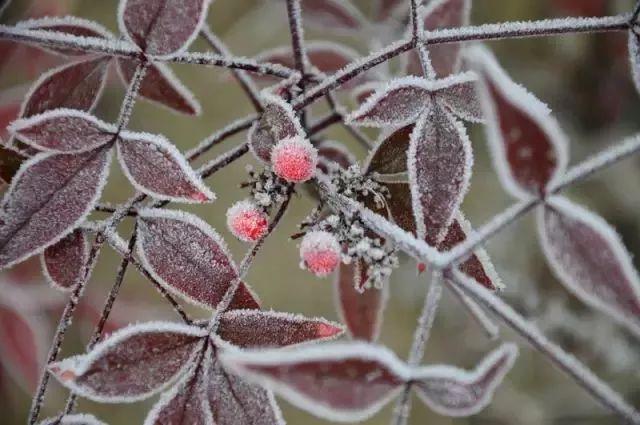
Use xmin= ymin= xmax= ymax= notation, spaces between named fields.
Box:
xmin=300 ymin=231 xmax=341 ymax=277
xmin=271 ymin=136 xmax=318 ymax=183
xmin=226 ymin=200 xmax=269 ymax=242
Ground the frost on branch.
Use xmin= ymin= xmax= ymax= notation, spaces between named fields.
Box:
xmin=118 ymin=0 xmax=212 ymax=57
xmin=300 ymin=0 xmax=367 ymax=34
xmin=39 ymin=413 xmax=108 ymax=425
xmin=41 ymin=229 xmax=88 ymax=291
xmin=50 ymin=322 xmax=206 ymax=402
xmin=10 ymin=108 xmax=116 ymax=153
xmin=0 ymin=146 xmax=111 ymax=269
xmin=221 ymin=342 xmax=409 ymax=422
xmin=538 ymin=196 xmax=640 ymax=337
xmin=136 ymin=208 xmax=260 ymax=310
xmin=408 ymin=102 xmax=472 ymax=246
xmin=628 ymin=31 xmax=640 ymax=96
xmin=466 ymin=45 xmax=568 ymax=199
xmin=117 ymin=130 xmax=214 ymax=203
xmin=413 ymin=343 xmax=518 ymax=417
xmin=117 ymin=59 xmax=202 ymax=116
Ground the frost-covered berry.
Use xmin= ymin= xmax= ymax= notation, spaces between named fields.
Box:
xmin=271 ymin=136 xmax=318 ymax=183
xmin=226 ymin=200 xmax=269 ymax=242
xmin=300 ymin=231 xmax=341 ymax=277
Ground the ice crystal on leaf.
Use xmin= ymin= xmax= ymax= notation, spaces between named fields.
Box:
xmin=41 ymin=229 xmax=88 ymax=291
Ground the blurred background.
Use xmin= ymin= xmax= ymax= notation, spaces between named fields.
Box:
xmin=1 ymin=0 xmax=639 ymax=423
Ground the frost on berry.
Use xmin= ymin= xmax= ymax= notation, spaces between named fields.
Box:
xmin=300 ymin=230 xmax=341 ymax=277
xmin=41 ymin=229 xmax=88 ymax=291
xmin=271 ymin=136 xmax=318 ymax=183
xmin=226 ymin=200 xmax=269 ymax=242
xmin=301 ymin=0 xmax=367 ymax=34
xmin=538 ymin=196 xmax=640 ymax=337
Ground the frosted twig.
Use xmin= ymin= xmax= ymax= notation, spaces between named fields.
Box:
xmin=447 ymin=283 xmax=500 ymax=340
xmin=185 ymin=114 xmax=256 ymax=162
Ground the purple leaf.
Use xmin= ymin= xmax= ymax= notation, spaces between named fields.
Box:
xmin=365 ymin=125 xmax=413 ymax=175
xmin=21 ymin=56 xmax=110 ymax=118
xmin=435 ymin=76 xmax=483 ymax=123
xmin=0 ymin=146 xmax=111 ymax=269
xmin=117 ymin=131 xmax=214 ymax=203
xmin=136 ymin=208 xmax=260 ymax=311
xmin=41 ymin=229 xmax=88 ymax=291
xmin=117 ymin=59 xmax=201 ymax=116
xmin=408 ymin=102 xmax=472 ymax=246
xmin=0 ymin=145 xmax=25 ymax=187
xmin=414 ymin=343 xmax=518 ymax=417
xmin=538 ymin=196 xmax=640 ymax=337
xmin=118 ymin=0 xmax=212 ymax=57
xmin=385 ymin=182 xmax=417 ymax=235
xmin=221 ymin=342 xmax=409 ymax=422
xmin=301 ymin=0 xmax=366 ymax=33
xmin=248 ymin=93 xmax=304 ymax=163
xmin=317 ymin=140 xmax=355 ymax=174
xmin=467 ymin=46 xmax=568 ymax=198
xmin=50 ymin=322 xmax=206 ymax=402
xmin=217 ymin=310 xmax=344 ymax=348
xmin=10 ymin=108 xmax=116 ymax=153
xmin=40 ymin=413 xmax=108 ymax=425
xmin=335 ymin=259 xmax=388 ymax=342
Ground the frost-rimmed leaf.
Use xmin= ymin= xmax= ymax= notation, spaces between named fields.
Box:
xmin=335 ymin=259 xmax=389 ymax=342
xmin=317 ymin=140 xmax=355 ymax=174
xmin=351 ymin=81 xmax=381 ymax=105
xmin=0 ymin=145 xmax=25 ymax=186
xmin=466 ymin=46 xmax=568 ymax=198
xmin=9 ymin=108 xmax=116 ymax=153
xmin=413 ymin=343 xmax=518 ymax=417
xmin=302 ymin=0 xmax=367 ymax=34
xmin=117 ymin=131 xmax=214 ymax=203
xmin=0 ymin=146 xmax=111 ymax=269
xmin=20 ymin=56 xmax=110 ymax=119
xmin=136 ymin=208 xmax=260 ymax=310
xmin=218 ymin=310 xmax=344 ymax=348
xmin=118 ymin=0 xmax=212 ymax=57
xmin=40 ymin=413 xmax=108 ymax=425
xmin=408 ymin=102 xmax=472 ymax=246
xmin=221 ymin=342 xmax=409 ymax=422
xmin=41 ymin=229 xmax=88 ymax=291
xmin=49 ymin=321 xmax=206 ymax=402
xmin=365 ymin=125 xmax=413 ymax=175
xmin=537 ymin=196 xmax=640 ymax=337
xmin=248 ymin=93 xmax=304 ymax=163
xmin=435 ymin=77 xmax=483 ymax=123
xmin=117 ymin=59 xmax=202 ymax=116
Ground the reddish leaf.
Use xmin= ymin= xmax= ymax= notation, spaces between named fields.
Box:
xmin=21 ymin=56 xmax=110 ymax=118
xmin=375 ymin=0 xmax=404 ymax=21
xmin=317 ymin=140 xmax=355 ymax=174
xmin=41 ymin=229 xmax=88 ymax=291
xmin=117 ymin=131 xmax=214 ymax=203
xmin=117 ymin=59 xmax=201 ymax=116
xmin=335 ymin=259 xmax=388 ymax=342
xmin=222 ymin=343 xmax=409 ymax=422
xmin=119 ymin=0 xmax=211 ymax=56
xmin=435 ymin=76 xmax=483 ymax=123
xmin=538 ymin=197 xmax=640 ymax=336
xmin=217 ymin=310 xmax=344 ymax=348
xmin=365 ymin=125 xmax=413 ymax=175
xmin=50 ymin=322 xmax=206 ymax=402
xmin=351 ymin=81 xmax=380 ymax=105
xmin=467 ymin=46 xmax=568 ymax=198
xmin=0 ymin=146 xmax=111 ymax=269
xmin=0 ymin=145 xmax=25 ymax=187
xmin=137 ymin=208 xmax=260 ymax=311
xmin=385 ymin=182 xmax=416 ymax=235
xmin=408 ymin=102 xmax=472 ymax=246
xmin=40 ymin=413 xmax=108 ymax=425
xmin=10 ymin=109 xmax=115 ymax=153
xmin=248 ymin=93 xmax=304 ymax=163
xmin=439 ymin=213 xmax=503 ymax=291
xmin=302 ymin=0 xmax=366 ymax=33
xmin=414 ymin=344 xmax=517 ymax=416
xmin=0 ymin=85 xmax=26 ymax=140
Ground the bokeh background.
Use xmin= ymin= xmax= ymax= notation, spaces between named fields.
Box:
xmin=1 ymin=0 xmax=639 ymax=424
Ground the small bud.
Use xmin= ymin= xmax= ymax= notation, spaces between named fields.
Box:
xmin=271 ymin=136 xmax=318 ymax=183
xmin=300 ymin=231 xmax=341 ymax=277
xmin=226 ymin=200 xmax=269 ymax=242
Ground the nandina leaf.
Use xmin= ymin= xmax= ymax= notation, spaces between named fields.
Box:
xmin=467 ymin=46 xmax=568 ymax=198
xmin=248 ymin=93 xmax=304 ymax=163
xmin=439 ymin=213 xmax=503 ymax=291
xmin=408 ymin=102 xmax=472 ymax=246
xmin=317 ymin=140 xmax=355 ymax=174
xmin=0 ymin=145 xmax=25 ymax=186
xmin=435 ymin=77 xmax=483 ymax=123
xmin=50 ymin=322 xmax=206 ymax=402
xmin=117 ymin=131 xmax=214 ymax=203
xmin=40 ymin=413 xmax=108 ymax=425
xmin=414 ymin=343 xmax=518 ymax=416
xmin=351 ymin=81 xmax=380 ymax=105
xmin=538 ymin=197 xmax=640 ymax=336
xmin=21 ymin=56 xmax=110 ymax=118
xmin=365 ymin=125 xmax=413 ymax=175
xmin=335 ymin=259 xmax=388 ymax=342
xmin=217 ymin=310 xmax=344 ymax=348
xmin=119 ymin=0 xmax=212 ymax=56
xmin=384 ymin=182 xmax=416 ymax=235
xmin=10 ymin=108 xmax=116 ymax=153
xmin=0 ymin=146 xmax=111 ymax=269
xmin=221 ymin=342 xmax=409 ymax=422
xmin=375 ymin=0 xmax=404 ymax=21
xmin=302 ymin=0 xmax=366 ymax=33
xmin=136 ymin=208 xmax=260 ymax=310
xmin=117 ymin=59 xmax=201 ymax=116
xmin=41 ymin=229 xmax=88 ymax=291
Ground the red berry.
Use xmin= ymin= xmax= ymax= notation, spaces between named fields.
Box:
xmin=300 ymin=231 xmax=341 ymax=277
xmin=271 ymin=136 xmax=317 ymax=183
xmin=226 ymin=200 xmax=269 ymax=242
